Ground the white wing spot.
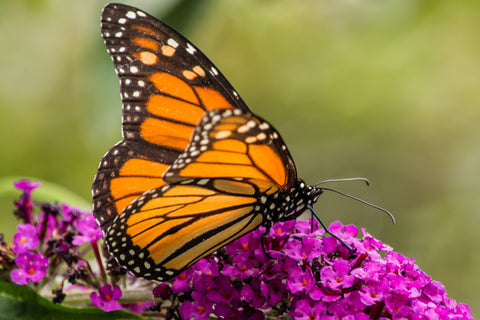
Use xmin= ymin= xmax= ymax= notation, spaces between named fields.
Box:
xmin=137 ymin=10 xmax=146 ymax=17
xmin=186 ymin=43 xmax=197 ymax=55
xmin=198 ymin=179 xmax=209 ymax=185
xmin=210 ymin=67 xmax=219 ymax=75
xmin=215 ymin=130 xmax=231 ymax=139
xmin=138 ymin=80 xmax=145 ymax=87
xmin=126 ymin=11 xmax=136 ymax=19
xmin=256 ymin=132 xmax=267 ymax=141
xmin=115 ymin=32 xmax=123 ymax=38
xmin=130 ymin=66 xmax=139 ymax=73
xmin=167 ymin=38 xmax=179 ymax=48
xmin=237 ymin=124 xmax=250 ymax=133
xmin=259 ymin=122 xmax=269 ymax=130
xmin=211 ymin=115 xmax=221 ymax=123
xmin=118 ymin=18 xmax=127 ymax=24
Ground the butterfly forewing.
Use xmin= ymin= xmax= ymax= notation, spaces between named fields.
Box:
xmin=164 ymin=109 xmax=297 ymax=191
xmin=101 ymin=3 xmax=250 ymax=150
xmin=94 ymin=3 xmax=252 ymax=230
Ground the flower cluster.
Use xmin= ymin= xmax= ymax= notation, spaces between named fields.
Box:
xmin=1 ymin=180 xmax=472 ymax=319
xmin=155 ymin=220 xmax=472 ymax=319
xmin=0 ymin=180 xmax=153 ymax=314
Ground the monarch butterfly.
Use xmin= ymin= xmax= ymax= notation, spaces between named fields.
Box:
xmin=92 ymin=3 xmax=389 ymax=282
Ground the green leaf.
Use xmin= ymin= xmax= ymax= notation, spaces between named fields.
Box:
xmin=0 ymin=280 xmax=143 ymax=320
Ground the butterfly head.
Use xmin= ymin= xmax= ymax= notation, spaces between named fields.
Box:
xmin=273 ymin=179 xmax=323 ymax=223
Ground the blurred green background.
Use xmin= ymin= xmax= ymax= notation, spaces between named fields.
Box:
xmin=0 ymin=0 xmax=478 ymax=316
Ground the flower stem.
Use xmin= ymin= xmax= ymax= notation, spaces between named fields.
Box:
xmin=90 ymin=240 xmax=107 ymax=283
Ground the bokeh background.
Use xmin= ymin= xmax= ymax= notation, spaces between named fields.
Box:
xmin=0 ymin=0 xmax=478 ymax=316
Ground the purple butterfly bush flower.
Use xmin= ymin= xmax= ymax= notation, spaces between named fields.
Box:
xmin=155 ymin=219 xmax=472 ymax=320
xmin=90 ymin=284 xmax=122 ymax=312
xmin=72 ymin=213 xmax=103 ymax=245
xmin=10 ymin=251 xmax=49 ymax=285
xmin=6 ymin=180 xmax=123 ymax=311
xmin=3 ymin=179 xmax=473 ymax=318
xmin=12 ymin=224 xmax=39 ymax=254
xmin=13 ymin=179 xmax=41 ymax=224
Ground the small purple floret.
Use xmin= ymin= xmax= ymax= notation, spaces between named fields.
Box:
xmin=11 ymin=251 xmax=49 ymax=285
xmin=90 ymin=284 xmax=122 ymax=312
xmin=72 ymin=213 xmax=103 ymax=245
xmin=12 ymin=224 xmax=38 ymax=254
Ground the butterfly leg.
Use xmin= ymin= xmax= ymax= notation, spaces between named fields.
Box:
xmin=307 ymin=205 xmax=353 ymax=250
xmin=260 ymin=235 xmax=274 ymax=259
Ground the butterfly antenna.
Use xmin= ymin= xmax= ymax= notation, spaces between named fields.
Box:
xmin=316 ymin=177 xmax=370 ymax=187
xmin=307 ymin=205 xmax=352 ymax=250
xmin=319 ymin=187 xmax=396 ymax=225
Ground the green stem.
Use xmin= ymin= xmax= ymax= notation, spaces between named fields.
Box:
xmin=90 ymin=240 xmax=107 ymax=283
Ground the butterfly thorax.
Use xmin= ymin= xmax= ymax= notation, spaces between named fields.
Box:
xmin=264 ymin=179 xmax=323 ymax=228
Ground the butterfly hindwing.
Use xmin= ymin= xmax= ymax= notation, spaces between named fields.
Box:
xmin=105 ymin=178 xmax=267 ymax=281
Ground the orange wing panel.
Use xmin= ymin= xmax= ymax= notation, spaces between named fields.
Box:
xmin=131 ymin=37 xmax=160 ymax=51
xmin=119 ymin=158 xmax=168 ymax=177
xmin=212 ymin=140 xmax=247 ymax=153
xmin=149 ymin=72 xmax=199 ymax=104
xmin=178 ymin=163 xmax=269 ymax=181
xmin=140 ymin=117 xmax=192 ymax=150
xmin=146 ymin=94 xmax=205 ymax=125
xmin=195 ymin=87 xmax=235 ymax=110
xmin=249 ymin=144 xmax=286 ymax=187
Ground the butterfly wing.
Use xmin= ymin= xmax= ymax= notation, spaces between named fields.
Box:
xmin=93 ymin=3 xmax=251 ymax=229
xmin=164 ymin=109 xmax=297 ymax=191
xmin=105 ymin=179 xmax=266 ymax=281
xmin=105 ymin=110 xmax=297 ymax=281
